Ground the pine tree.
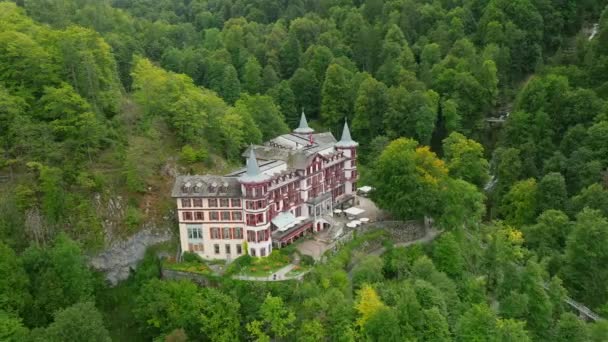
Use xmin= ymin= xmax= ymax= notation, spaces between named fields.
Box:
xmin=220 ymin=65 xmax=241 ymax=104
xmin=321 ymin=64 xmax=351 ymax=134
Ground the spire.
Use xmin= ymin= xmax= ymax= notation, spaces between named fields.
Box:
xmin=239 ymin=146 xmax=271 ymax=183
xmin=335 ymin=118 xmax=358 ymax=148
xmin=293 ymin=110 xmax=314 ymax=134
xmin=245 ymin=146 xmax=261 ymax=176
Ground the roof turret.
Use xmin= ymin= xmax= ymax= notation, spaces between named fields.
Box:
xmin=293 ymin=111 xmax=314 ymax=134
xmin=334 ymin=119 xmax=358 ymax=148
xmin=239 ymin=147 xmax=271 ymax=183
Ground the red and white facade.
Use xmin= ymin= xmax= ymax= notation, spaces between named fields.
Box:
xmin=172 ymin=115 xmax=358 ymax=260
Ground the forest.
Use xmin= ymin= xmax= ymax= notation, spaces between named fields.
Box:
xmin=1 ymin=0 xmax=608 ymax=340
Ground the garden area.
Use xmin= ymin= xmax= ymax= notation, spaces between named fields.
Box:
xmin=161 ymin=252 xmax=219 ymax=276
xmin=227 ymin=250 xmax=292 ymax=277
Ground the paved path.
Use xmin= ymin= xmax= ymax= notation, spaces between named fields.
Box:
xmin=232 ymin=263 xmax=310 ymax=282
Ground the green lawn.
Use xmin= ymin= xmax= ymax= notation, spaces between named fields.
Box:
xmin=162 ymin=260 xmax=213 ymax=275
xmin=285 ymin=265 xmax=311 ymax=277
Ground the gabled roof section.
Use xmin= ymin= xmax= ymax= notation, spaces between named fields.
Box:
xmin=293 ymin=111 xmax=314 ymax=134
xmin=335 ymin=119 xmax=358 ymax=148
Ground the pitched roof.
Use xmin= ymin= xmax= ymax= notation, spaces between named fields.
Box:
xmin=172 ymin=175 xmax=241 ymax=197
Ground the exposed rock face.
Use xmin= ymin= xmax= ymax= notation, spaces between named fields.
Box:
xmin=90 ymin=228 xmax=172 ymax=285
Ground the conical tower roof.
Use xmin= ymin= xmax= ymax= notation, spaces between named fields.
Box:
xmin=335 ymin=119 xmax=358 ymax=148
xmin=239 ymin=147 xmax=271 ymax=183
xmin=293 ymin=111 xmax=314 ymax=134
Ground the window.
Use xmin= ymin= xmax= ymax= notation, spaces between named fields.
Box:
xmin=225 ymin=244 xmax=231 ymax=254
xmin=187 ymin=226 xmax=203 ymax=240
xmin=231 ymin=199 xmax=241 ymax=207
xmin=209 ymin=212 xmax=219 ymax=221
xmin=221 ymin=211 xmax=231 ymax=221
xmin=193 ymin=198 xmax=203 ymax=207
xmin=181 ymin=199 xmax=191 ymax=207
xmin=232 ymin=212 xmax=242 ymax=221
xmin=214 ymin=244 xmax=220 ymax=255
xmin=189 ymin=243 xmax=203 ymax=252
xmin=260 ymin=247 xmax=266 ymax=257
xmin=295 ymin=207 xmax=301 ymax=217
xmin=210 ymin=227 xmax=221 ymax=239
xmin=182 ymin=212 xmax=193 ymax=221
xmin=247 ymin=231 xmax=256 ymax=242
xmin=257 ymin=200 xmax=265 ymax=209
xmin=222 ymin=227 xmax=231 ymax=239
xmin=220 ymin=198 xmax=229 ymax=207
xmin=256 ymin=213 xmax=264 ymax=224
xmin=236 ymin=244 xmax=242 ymax=255
xmin=250 ymin=248 xmax=256 ymax=257
xmin=233 ymin=227 xmax=243 ymax=239
xmin=255 ymin=188 xmax=262 ymax=197
xmin=208 ymin=198 xmax=218 ymax=207
xmin=246 ymin=214 xmax=256 ymax=226
xmin=195 ymin=212 xmax=204 ymax=220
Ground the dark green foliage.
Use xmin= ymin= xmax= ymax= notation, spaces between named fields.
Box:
xmin=39 ymin=302 xmax=111 ymax=342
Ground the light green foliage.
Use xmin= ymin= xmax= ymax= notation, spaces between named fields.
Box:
xmin=385 ymin=88 xmax=439 ymax=145
xmin=22 ymin=234 xmax=94 ymax=327
xmin=296 ymin=319 xmax=326 ymax=342
xmin=235 ymin=94 xmax=289 ymax=141
xmin=569 ymin=183 xmax=608 ymax=217
xmin=0 ymin=243 xmax=29 ymax=315
xmin=456 ymin=304 xmax=498 ymax=342
xmin=363 ymin=306 xmax=401 ymax=342
xmin=56 ymin=26 xmax=122 ymax=115
xmin=440 ymin=178 xmax=486 ymax=229
xmin=500 ymin=179 xmax=538 ymax=227
xmin=352 ymin=255 xmax=384 ymax=289
xmin=432 ymin=232 xmax=465 ymax=279
xmin=41 ymin=302 xmax=111 ymax=342
xmin=134 ymin=279 xmax=203 ymax=338
xmin=421 ymin=307 xmax=451 ymax=342
xmin=199 ymin=288 xmax=241 ymax=342
xmin=254 ymin=294 xmax=296 ymax=339
xmin=371 ymin=138 xmax=448 ymax=220
xmin=0 ymin=311 xmax=29 ymax=342
xmin=564 ymin=209 xmax=608 ymax=308
xmin=443 ymin=132 xmax=490 ymax=188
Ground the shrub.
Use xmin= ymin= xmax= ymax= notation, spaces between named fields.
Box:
xmin=180 ymin=145 xmax=209 ymax=164
xmin=300 ymin=254 xmax=315 ymax=266
xmin=124 ymin=205 xmax=143 ymax=233
xmin=225 ymin=254 xmax=253 ymax=275
xmin=182 ymin=251 xmax=204 ymax=263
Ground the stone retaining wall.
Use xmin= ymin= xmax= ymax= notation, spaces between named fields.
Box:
xmin=161 ymin=268 xmax=216 ymax=287
xmin=358 ymin=220 xmax=427 ymax=243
